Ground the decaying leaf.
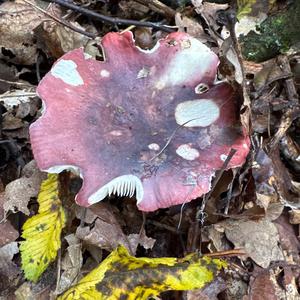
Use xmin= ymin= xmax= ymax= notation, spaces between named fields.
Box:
xmin=3 ymin=160 xmax=46 ymax=215
xmin=186 ymin=277 xmax=226 ymax=300
xmin=20 ymin=174 xmax=66 ymax=282
xmin=0 ymin=193 xmax=18 ymax=247
xmin=237 ymin=0 xmax=275 ymax=20
xmin=0 ymin=242 xmax=20 ymax=294
xmin=221 ymin=218 xmax=284 ymax=268
xmin=0 ymin=0 xmax=45 ymax=64
xmin=55 ymin=234 xmax=83 ymax=294
xmin=76 ymin=203 xmax=155 ymax=254
xmin=253 ymin=148 xmax=300 ymax=210
xmin=58 ymin=245 xmax=227 ymax=300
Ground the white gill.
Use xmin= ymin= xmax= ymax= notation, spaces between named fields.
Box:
xmin=88 ymin=174 xmax=144 ymax=204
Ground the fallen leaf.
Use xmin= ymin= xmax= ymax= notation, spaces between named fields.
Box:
xmin=0 ymin=193 xmax=18 ymax=247
xmin=55 ymin=234 xmax=83 ymax=295
xmin=38 ymin=15 xmax=92 ymax=59
xmin=0 ymin=1 xmax=45 ymax=65
xmin=253 ymin=148 xmax=300 ymax=210
xmin=76 ymin=202 xmax=154 ymax=254
xmin=289 ymin=209 xmax=300 ymax=224
xmin=237 ymin=0 xmax=275 ymax=20
xmin=127 ymin=228 xmax=156 ymax=252
xmin=58 ymin=245 xmax=227 ymax=300
xmin=187 ymin=277 xmax=226 ymax=300
xmin=274 ymin=214 xmax=300 ymax=265
xmin=20 ymin=174 xmax=66 ymax=282
xmin=0 ymin=242 xmax=20 ymax=294
xmin=175 ymin=13 xmax=207 ymax=41
xmin=75 ymin=203 xmax=132 ymax=252
xmin=3 ymin=160 xmax=46 ymax=215
xmin=221 ymin=218 xmax=284 ymax=268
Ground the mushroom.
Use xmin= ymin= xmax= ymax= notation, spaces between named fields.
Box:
xmin=30 ymin=31 xmax=249 ymax=211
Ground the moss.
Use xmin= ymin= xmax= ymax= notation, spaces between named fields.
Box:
xmin=240 ymin=1 xmax=300 ymax=62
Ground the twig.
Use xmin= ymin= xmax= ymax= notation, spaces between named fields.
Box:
xmin=55 ymin=248 xmax=62 ymax=294
xmin=23 ymin=0 xmax=96 ymax=38
xmin=135 ymin=0 xmax=176 ymax=18
xmin=43 ymin=0 xmax=175 ymax=33
xmin=191 ymin=148 xmax=237 ymax=253
xmin=0 ymin=78 xmax=34 ymax=87
xmin=269 ymin=55 xmax=300 ymax=149
xmin=205 ymin=248 xmax=246 ymax=258
xmin=0 ymin=92 xmax=37 ymax=98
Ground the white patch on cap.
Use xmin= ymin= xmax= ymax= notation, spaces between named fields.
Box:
xmin=137 ymin=67 xmax=150 ymax=79
xmin=88 ymin=175 xmax=144 ymax=204
xmin=51 ymin=59 xmax=84 ymax=86
xmin=220 ymin=154 xmax=228 ymax=161
xmin=156 ymin=38 xmax=217 ymax=87
xmin=110 ymin=130 xmax=123 ymax=136
xmin=175 ymin=99 xmax=220 ymax=127
xmin=176 ymin=144 xmax=199 ymax=161
xmin=100 ymin=69 xmax=110 ymax=77
xmin=148 ymin=143 xmax=160 ymax=151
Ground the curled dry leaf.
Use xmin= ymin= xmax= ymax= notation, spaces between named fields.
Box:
xmin=0 ymin=193 xmax=18 ymax=247
xmin=39 ymin=17 xmax=92 ymax=59
xmin=0 ymin=1 xmax=45 ymax=65
xmin=0 ymin=242 xmax=20 ymax=294
xmin=56 ymin=234 xmax=83 ymax=295
xmin=253 ymin=148 xmax=300 ymax=210
xmin=30 ymin=31 xmax=249 ymax=212
xmin=76 ymin=203 xmax=155 ymax=254
xmin=3 ymin=160 xmax=46 ymax=215
xmin=221 ymin=218 xmax=284 ymax=268
xmin=187 ymin=277 xmax=226 ymax=300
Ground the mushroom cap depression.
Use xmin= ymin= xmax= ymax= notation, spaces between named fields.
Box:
xmin=30 ymin=31 xmax=249 ymax=211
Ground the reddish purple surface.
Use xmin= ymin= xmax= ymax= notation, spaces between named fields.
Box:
xmin=30 ymin=31 xmax=249 ymax=211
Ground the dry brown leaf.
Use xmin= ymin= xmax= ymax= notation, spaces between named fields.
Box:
xmin=76 ymin=218 xmax=133 ymax=253
xmin=187 ymin=277 xmax=226 ymax=300
xmin=0 ymin=193 xmax=18 ymax=247
xmin=253 ymin=148 xmax=300 ymax=210
xmin=75 ymin=203 xmax=155 ymax=254
xmin=249 ymin=269 xmax=277 ymax=300
xmin=175 ymin=13 xmax=207 ymax=42
xmin=0 ymin=242 xmax=20 ymax=295
xmin=289 ymin=209 xmax=300 ymax=224
xmin=274 ymin=214 xmax=300 ymax=265
xmin=55 ymin=234 xmax=83 ymax=295
xmin=127 ymin=228 xmax=156 ymax=252
xmin=0 ymin=1 xmax=45 ymax=65
xmin=3 ymin=160 xmax=46 ymax=215
xmin=39 ymin=19 xmax=91 ymax=59
xmin=221 ymin=218 xmax=284 ymax=268
xmin=2 ymin=113 xmax=25 ymax=130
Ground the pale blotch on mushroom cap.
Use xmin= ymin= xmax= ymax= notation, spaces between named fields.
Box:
xmin=30 ymin=31 xmax=249 ymax=212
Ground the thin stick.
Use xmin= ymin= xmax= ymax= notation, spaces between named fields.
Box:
xmin=43 ymin=0 xmax=175 ymax=33
xmin=191 ymin=148 xmax=237 ymax=253
xmin=23 ymin=0 xmax=96 ymax=38
xmin=135 ymin=0 xmax=176 ymax=18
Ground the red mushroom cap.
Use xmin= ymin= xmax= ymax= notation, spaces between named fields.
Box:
xmin=30 ymin=31 xmax=249 ymax=211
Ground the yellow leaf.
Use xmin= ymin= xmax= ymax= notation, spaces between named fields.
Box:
xmin=58 ymin=245 xmax=227 ymax=300
xmin=20 ymin=174 xmax=66 ymax=282
xmin=237 ymin=0 xmax=276 ymax=20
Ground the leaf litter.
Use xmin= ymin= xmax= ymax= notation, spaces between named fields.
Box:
xmin=0 ymin=0 xmax=300 ymax=299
